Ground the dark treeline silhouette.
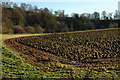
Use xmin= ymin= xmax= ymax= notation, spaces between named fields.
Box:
xmin=2 ymin=2 xmax=120 ymax=34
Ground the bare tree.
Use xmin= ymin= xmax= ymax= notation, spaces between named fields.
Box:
xmin=108 ymin=13 xmax=113 ymax=20
xmin=101 ymin=11 xmax=107 ymax=20
xmin=92 ymin=12 xmax=100 ymax=20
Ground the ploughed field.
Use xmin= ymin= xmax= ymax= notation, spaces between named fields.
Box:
xmin=4 ymin=29 xmax=120 ymax=69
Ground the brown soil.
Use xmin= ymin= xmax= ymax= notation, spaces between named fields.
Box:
xmin=4 ymin=34 xmax=120 ymax=69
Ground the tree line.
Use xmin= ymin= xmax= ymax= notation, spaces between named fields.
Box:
xmin=2 ymin=2 xmax=120 ymax=34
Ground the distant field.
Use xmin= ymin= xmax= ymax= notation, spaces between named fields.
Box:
xmin=2 ymin=28 xmax=120 ymax=79
xmin=2 ymin=34 xmax=48 ymax=43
